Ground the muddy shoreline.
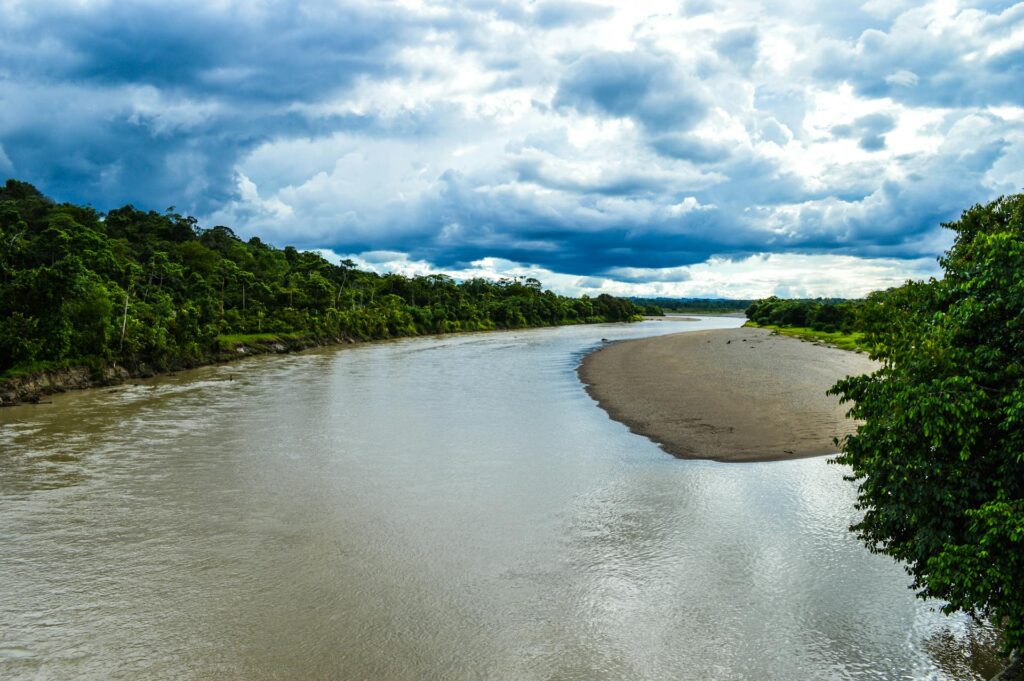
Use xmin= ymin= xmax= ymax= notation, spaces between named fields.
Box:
xmin=0 ymin=333 xmax=335 ymax=407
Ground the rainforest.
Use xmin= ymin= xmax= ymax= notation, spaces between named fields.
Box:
xmin=0 ymin=179 xmax=642 ymax=380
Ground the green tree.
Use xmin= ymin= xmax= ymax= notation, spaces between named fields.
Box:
xmin=0 ymin=179 xmax=644 ymax=377
xmin=830 ymin=193 xmax=1024 ymax=654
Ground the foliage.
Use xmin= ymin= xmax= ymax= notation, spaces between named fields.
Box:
xmin=745 ymin=296 xmax=861 ymax=332
xmin=744 ymin=297 xmax=872 ymax=351
xmin=829 ymin=193 xmax=1024 ymax=654
xmin=0 ymin=180 xmax=643 ymax=377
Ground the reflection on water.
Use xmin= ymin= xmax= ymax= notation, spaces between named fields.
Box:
xmin=0 ymin=318 xmax=1001 ymax=680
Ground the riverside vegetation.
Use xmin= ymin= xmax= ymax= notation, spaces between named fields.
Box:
xmin=743 ymin=296 xmax=871 ymax=352
xmin=0 ymin=179 xmax=642 ymax=393
xmin=748 ymin=193 xmax=1024 ymax=660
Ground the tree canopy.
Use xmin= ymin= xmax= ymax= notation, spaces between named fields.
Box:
xmin=829 ymin=193 xmax=1024 ymax=653
xmin=0 ymin=180 xmax=642 ymax=377
xmin=745 ymin=296 xmax=860 ymax=332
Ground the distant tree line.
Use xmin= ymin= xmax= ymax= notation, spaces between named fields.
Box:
xmin=0 ymin=180 xmax=643 ymax=377
xmin=631 ymin=297 xmax=752 ymax=314
xmin=744 ymin=297 xmax=861 ymax=332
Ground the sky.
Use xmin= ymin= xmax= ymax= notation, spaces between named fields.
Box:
xmin=1 ymin=0 xmax=1022 ymax=298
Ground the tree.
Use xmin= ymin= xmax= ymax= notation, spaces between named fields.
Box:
xmin=829 ymin=193 xmax=1024 ymax=654
xmin=0 ymin=180 xmax=645 ymax=378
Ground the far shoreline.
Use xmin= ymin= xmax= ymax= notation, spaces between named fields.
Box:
xmin=578 ymin=326 xmax=878 ymax=463
xmin=0 ymin=316 xmax=645 ymax=408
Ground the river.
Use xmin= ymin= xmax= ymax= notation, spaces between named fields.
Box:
xmin=0 ymin=317 xmax=1001 ymax=680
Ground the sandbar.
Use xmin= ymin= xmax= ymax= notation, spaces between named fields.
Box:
xmin=578 ymin=327 xmax=878 ymax=462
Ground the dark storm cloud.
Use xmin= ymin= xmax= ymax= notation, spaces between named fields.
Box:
xmin=510 ymin=158 xmax=679 ymax=196
xmin=1 ymin=1 xmax=417 ymax=100
xmin=553 ymin=50 xmax=708 ymax=133
xmin=0 ymin=0 xmax=1020 ymax=287
xmin=300 ymin=166 xmax=743 ymax=275
xmin=395 ymin=110 xmax=1011 ymax=278
xmin=0 ymin=0 xmax=428 ymax=211
xmin=714 ymin=28 xmax=759 ymax=73
xmin=649 ymin=134 xmax=732 ymax=163
xmin=832 ymin=113 xmax=897 ymax=151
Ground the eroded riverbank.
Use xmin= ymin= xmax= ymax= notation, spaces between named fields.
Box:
xmin=0 ymin=333 xmax=332 ymax=407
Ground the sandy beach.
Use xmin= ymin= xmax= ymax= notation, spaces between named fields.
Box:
xmin=578 ymin=326 xmax=879 ymax=462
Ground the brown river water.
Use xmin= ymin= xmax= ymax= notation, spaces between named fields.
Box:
xmin=0 ymin=318 xmax=1002 ymax=680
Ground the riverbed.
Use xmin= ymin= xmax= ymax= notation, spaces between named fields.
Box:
xmin=0 ymin=318 xmax=1000 ymax=679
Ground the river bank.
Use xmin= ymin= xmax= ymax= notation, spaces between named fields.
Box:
xmin=0 ymin=316 xmax=646 ymax=407
xmin=0 ymin=333 xmax=347 ymax=407
xmin=578 ymin=326 xmax=878 ymax=462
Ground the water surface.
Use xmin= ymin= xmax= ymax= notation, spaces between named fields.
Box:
xmin=0 ymin=318 xmax=1000 ymax=679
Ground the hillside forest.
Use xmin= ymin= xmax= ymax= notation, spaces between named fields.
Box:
xmin=0 ymin=180 xmax=642 ymax=378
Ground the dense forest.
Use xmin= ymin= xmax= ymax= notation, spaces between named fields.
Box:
xmin=744 ymin=297 xmax=860 ymax=332
xmin=0 ymin=180 xmax=642 ymax=378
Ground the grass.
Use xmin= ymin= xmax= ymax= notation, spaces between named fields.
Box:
xmin=1 ymin=360 xmax=66 ymax=380
xmin=216 ymin=331 xmax=307 ymax=345
xmin=1 ymin=333 xmax=314 ymax=385
xmin=743 ymin=321 xmax=872 ymax=353
xmin=0 ymin=357 xmax=103 ymax=381
xmin=1 ymin=335 xmax=310 ymax=381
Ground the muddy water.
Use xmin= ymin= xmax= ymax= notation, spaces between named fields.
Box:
xmin=0 ymin=318 xmax=1001 ymax=680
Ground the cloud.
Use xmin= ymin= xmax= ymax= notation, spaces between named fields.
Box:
xmin=885 ymin=69 xmax=919 ymax=87
xmin=531 ymin=0 xmax=613 ymax=27
xmin=680 ymin=0 xmax=716 ymax=17
xmin=649 ymin=133 xmax=733 ymax=163
xmin=0 ymin=0 xmax=1021 ymax=296
xmin=714 ymin=28 xmax=759 ymax=73
xmin=770 ymin=111 xmax=1016 ymax=258
xmin=2 ymin=1 xmax=418 ymax=100
xmin=553 ymin=49 xmax=708 ymax=133
xmin=325 ymin=249 xmax=941 ymax=299
xmin=601 ymin=252 xmax=942 ymax=298
xmin=831 ymin=113 xmax=897 ymax=151
xmin=0 ymin=0 xmax=429 ymax=211
xmin=813 ymin=2 xmax=1024 ymax=108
